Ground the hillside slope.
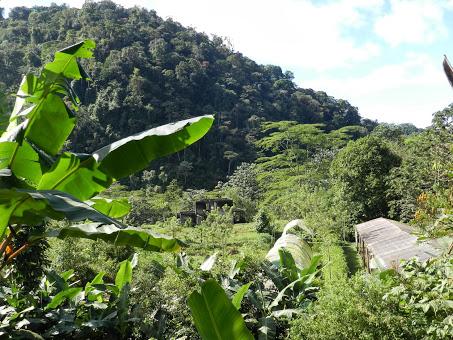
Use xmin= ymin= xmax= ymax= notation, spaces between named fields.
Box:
xmin=0 ymin=1 xmax=368 ymax=187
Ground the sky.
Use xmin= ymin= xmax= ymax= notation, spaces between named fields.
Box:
xmin=2 ymin=0 xmax=453 ymax=127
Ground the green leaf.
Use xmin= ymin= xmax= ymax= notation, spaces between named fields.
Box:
xmin=261 ymin=261 xmax=285 ymax=290
xmin=2 ymin=76 xmax=28 ymax=138
xmin=115 ymin=259 xmax=133 ymax=291
xmin=38 ymin=115 xmax=214 ymax=201
xmin=300 ymin=254 xmax=321 ymax=277
xmin=0 ymin=190 xmax=30 ymax=239
xmin=42 ymin=222 xmax=182 ymax=252
xmin=60 ymin=269 xmax=75 ymax=282
xmin=44 ymin=40 xmax=95 ymax=79
xmin=94 ymin=115 xmax=214 ymax=179
xmin=0 ymin=141 xmax=42 ymax=185
xmin=45 ymin=270 xmax=69 ymax=292
xmin=37 ymin=153 xmax=111 ymax=201
xmin=0 ymin=188 xmax=180 ymax=253
xmin=2 ymin=41 xmax=95 ymax=157
xmin=232 ymin=282 xmax=252 ymax=310
xmin=258 ymin=316 xmax=276 ymax=340
xmin=279 ymin=248 xmax=298 ymax=282
xmin=85 ymin=272 xmax=106 ymax=302
xmin=11 ymin=190 xmax=122 ymax=227
xmin=88 ymin=197 xmax=131 ymax=218
xmin=24 ymin=93 xmax=76 ymax=155
xmin=188 ymin=279 xmax=253 ymax=340
xmin=269 ymin=277 xmax=305 ymax=310
xmin=45 ymin=287 xmax=83 ymax=310
xmin=90 ymin=272 xmax=105 ymax=285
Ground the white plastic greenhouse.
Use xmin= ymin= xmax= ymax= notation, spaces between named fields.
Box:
xmin=355 ymin=217 xmax=440 ymax=272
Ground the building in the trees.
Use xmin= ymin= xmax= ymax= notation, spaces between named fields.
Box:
xmin=177 ymin=198 xmax=245 ymax=225
xmin=355 ymin=218 xmax=440 ymax=272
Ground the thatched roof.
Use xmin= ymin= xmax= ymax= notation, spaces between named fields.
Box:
xmin=355 ymin=218 xmax=439 ymax=270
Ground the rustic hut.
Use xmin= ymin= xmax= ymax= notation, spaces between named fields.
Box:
xmin=355 ymin=217 xmax=439 ymax=272
xmin=177 ymin=198 xmax=244 ymax=225
xmin=176 ymin=210 xmax=197 ymax=226
xmin=194 ymin=198 xmax=233 ymax=221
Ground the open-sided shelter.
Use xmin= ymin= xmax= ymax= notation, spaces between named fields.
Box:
xmin=355 ymin=217 xmax=439 ymax=272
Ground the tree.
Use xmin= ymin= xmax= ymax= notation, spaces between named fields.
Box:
xmin=177 ymin=160 xmax=193 ymax=185
xmin=330 ymin=136 xmax=401 ymax=226
xmin=223 ymin=150 xmax=239 ymax=175
xmin=256 ymin=121 xmax=328 ymax=171
xmin=223 ymin=162 xmax=259 ymax=201
xmin=385 ymin=106 xmax=453 ymax=223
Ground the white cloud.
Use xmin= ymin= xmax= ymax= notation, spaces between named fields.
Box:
xmin=303 ymin=53 xmax=452 ymax=127
xmin=374 ymin=0 xmax=449 ymax=46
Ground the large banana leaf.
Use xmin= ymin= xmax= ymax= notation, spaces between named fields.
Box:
xmin=88 ymin=197 xmax=131 ymax=218
xmin=39 ymin=223 xmax=182 ymax=252
xmin=3 ymin=40 xmax=95 ymax=156
xmin=38 ymin=115 xmax=214 ymax=201
xmin=188 ymin=279 xmax=253 ymax=340
xmin=0 ymin=141 xmax=42 ymax=185
xmin=94 ymin=115 xmax=214 ymax=179
xmin=10 ymin=190 xmax=122 ymax=228
xmin=4 ymin=191 xmax=179 ymax=252
xmin=45 ymin=287 xmax=83 ymax=310
xmin=37 ymin=153 xmax=111 ymax=201
xmin=0 ymin=189 xmax=128 ymax=239
xmin=24 ymin=93 xmax=76 ymax=156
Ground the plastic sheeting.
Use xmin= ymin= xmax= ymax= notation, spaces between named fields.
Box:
xmin=355 ymin=218 xmax=439 ymax=270
xmin=265 ymin=219 xmax=313 ymax=269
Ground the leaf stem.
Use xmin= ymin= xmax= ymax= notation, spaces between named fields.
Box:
xmin=0 ymin=230 xmax=14 ymax=257
xmin=3 ymin=242 xmax=31 ymax=266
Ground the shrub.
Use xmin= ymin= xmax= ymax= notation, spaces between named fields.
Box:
xmin=254 ymin=210 xmax=273 ymax=234
xmin=290 ymin=274 xmax=414 ymax=340
xmin=0 ymin=256 xmax=139 ymax=339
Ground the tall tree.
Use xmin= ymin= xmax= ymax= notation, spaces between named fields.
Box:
xmin=330 ymin=136 xmax=401 ymax=226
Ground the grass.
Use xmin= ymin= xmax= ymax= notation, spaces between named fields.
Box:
xmin=342 ymin=242 xmax=362 ymax=275
xmin=313 ymin=231 xmax=349 ymax=285
xmin=149 ymin=221 xmax=272 ymax=268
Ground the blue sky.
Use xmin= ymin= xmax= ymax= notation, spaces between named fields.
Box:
xmin=3 ymin=0 xmax=453 ymax=127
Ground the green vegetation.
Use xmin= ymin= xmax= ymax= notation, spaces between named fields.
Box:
xmin=0 ymin=1 xmax=369 ymax=188
xmin=330 ymin=136 xmax=401 ymax=226
xmin=0 ymin=2 xmax=451 ymax=339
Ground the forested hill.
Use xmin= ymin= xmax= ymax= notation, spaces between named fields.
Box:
xmin=0 ymin=1 xmax=370 ymax=187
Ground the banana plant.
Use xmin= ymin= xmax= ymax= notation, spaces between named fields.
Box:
xmin=188 ymin=279 xmax=254 ymax=340
xmin=0 ymin=254 xmax=140 ymax=338
xmin=0 ymin=40 xmax=214 ymax=267
xmin=247 ymin=251 xmax=321 ymax=339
